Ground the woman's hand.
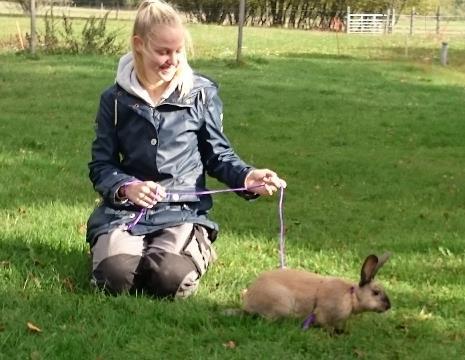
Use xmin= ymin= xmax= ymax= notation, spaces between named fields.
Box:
xmin=120 ymin=181 xmax=166 ymax=208
xmin=244 ymin=169 xmax=287 ymax=196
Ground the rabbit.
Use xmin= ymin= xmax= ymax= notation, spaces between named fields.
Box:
xmin=242 ymin=253 xmax=391 ymax=333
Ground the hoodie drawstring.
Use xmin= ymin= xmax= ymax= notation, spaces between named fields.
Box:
xmin=114 ymin=98 xmax=118 ymax=126
xmin=200 ymin=88 xmax=206 ymax=105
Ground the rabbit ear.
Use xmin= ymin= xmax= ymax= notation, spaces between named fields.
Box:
xmin=359 ymin=252 xmax=391 ymax=286
xmin=374 ymin=252 xmax=391 ymax=273
xmin=359 ymin=255 xmax=379 ymax=286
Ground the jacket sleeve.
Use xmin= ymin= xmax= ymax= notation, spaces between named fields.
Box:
xmin=199 ymin=86 xmax=258 ymax=200
xmin=88 ymin=90 xmax=137 ymax=205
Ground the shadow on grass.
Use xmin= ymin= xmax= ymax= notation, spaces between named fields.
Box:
xmin=0 ymin=233 xmax=91 ymax=293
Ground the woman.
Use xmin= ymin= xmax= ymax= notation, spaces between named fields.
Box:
xmin=87 ymin=0 xmax=286 ymax=298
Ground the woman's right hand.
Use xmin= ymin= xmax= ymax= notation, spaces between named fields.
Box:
xmin=121 ymin=181 xmax=166 ymax=208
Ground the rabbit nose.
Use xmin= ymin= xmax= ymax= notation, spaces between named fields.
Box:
xmin=384 ymin=297 xmax=391 ymax=310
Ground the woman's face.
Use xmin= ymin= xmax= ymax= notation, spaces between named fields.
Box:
xmin=135 ymin=24 xmax=185 ymax=84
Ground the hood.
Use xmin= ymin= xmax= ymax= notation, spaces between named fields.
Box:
xmin=116 ymin=52 xmax=156 ymax=106
xmin=115 ymin=52 xmax=194 ymax=107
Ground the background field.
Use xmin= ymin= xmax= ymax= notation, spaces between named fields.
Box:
xmin=1 ymin=13 xmax=465 ymax=360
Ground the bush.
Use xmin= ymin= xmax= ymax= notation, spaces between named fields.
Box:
xmin=34 ymin=9 xmax=124 ymax=55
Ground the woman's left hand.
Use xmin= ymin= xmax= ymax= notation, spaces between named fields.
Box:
xmin=244 ymin=169 xmax=287 ymax=196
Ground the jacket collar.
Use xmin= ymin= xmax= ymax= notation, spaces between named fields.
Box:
xmin=115 ymin=84 xmax=196 ymax=110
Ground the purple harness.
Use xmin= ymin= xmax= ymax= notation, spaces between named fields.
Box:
xmin=301 ymin=286 xmax=356 ymax=331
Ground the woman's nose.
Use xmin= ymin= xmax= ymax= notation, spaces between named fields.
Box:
xmin=168 ymin=52 xmax=177 ymax=65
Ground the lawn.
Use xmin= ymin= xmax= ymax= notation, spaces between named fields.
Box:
xmin=0 ymin=18 xmax=465 ymax=359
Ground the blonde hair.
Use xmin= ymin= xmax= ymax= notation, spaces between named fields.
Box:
xmin=132 ymin=0 xmax=193 ymax=97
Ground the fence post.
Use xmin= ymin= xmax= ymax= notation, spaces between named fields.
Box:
xmin=236 ymin=0 xmax=245 ymax=64
xmin=436 ymin=6 xmax=440 ymax=34
xmin=30 ymin=0 xmax=37 ymax=55
xmin=440 ymin=42 xmax=448 ymax=66
xmin=409 ymin=7 xmax=414 ymax=36
xmin=346 ymin=6 xmax=350 ymax=33
xmin=391 ymin=8 xmax=395 ymax=33
xmin=384 ymin=9 xmax=390 ymax=34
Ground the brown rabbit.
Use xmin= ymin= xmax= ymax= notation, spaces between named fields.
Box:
xmin=242 ymin=253 xmax=391 ymax=332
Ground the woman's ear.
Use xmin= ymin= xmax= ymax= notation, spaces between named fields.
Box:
xmin=132 ymin=35 xmax=144 ymax=54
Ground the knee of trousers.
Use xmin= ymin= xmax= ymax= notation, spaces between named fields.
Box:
xmin=92 ymin=254 xmax=142 ymax=295
xmin=141 ymin=252 xmax=199 ymax=298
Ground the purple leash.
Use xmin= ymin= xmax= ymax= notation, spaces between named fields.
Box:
xmin=124 ymin=184 xmax=287 ymax=268
xmin=278 ymin=186 xmax=286 ymax=268
xmin=125 ymin=184 xmax=264 ymax=231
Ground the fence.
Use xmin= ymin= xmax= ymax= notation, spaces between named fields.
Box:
xmin=346 ymin=10 xmax=393 ymax=34
xmin=395 ymin=14 xmax=465 ymax=35
xmin=0 ymin=1 xmax=137 ymax=20
xmin=347 ymin=6 xmax=465 ymax=35
xmin=2 ymin=1 xmax=465 ymax=35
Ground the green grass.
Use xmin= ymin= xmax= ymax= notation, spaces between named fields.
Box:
xmin=1 ymin=22 xmax=465 ymax=359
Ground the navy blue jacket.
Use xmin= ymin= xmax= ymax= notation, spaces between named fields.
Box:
xmin=86 ymin=74 xmax=256 ymax=245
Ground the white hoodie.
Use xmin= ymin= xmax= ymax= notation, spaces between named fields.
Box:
xmin=115 ymin=52 xmax=194 ymax=107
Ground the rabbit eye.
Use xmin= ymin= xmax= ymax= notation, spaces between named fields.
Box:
xmin=372 ymin=290 xmax=380 ymax=296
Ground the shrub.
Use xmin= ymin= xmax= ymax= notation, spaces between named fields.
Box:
xmin=33 ymin=9 xmax=124 ymax=55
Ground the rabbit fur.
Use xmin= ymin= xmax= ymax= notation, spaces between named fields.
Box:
xmin=242 ymin=253 xmax=391 ymax=332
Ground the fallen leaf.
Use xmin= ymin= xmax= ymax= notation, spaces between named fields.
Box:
xmin=418 ymin=307 xmax=433 ymax=320
xmin=62 ymin=277 xmax=75 ymax=292
xmin=353 ymin=348 xmax=365 ymax=358
xmin=223 ymin=340 xmax=237 ymax=349
xmin=27 ymin=322 xmax=42 ymax=333
xmin=78 ymin=223 xmax=87 ymax=235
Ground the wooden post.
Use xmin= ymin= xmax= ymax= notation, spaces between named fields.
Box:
xmin=384 ymin=9 xmax=390 ymax=34
xmin=346 ymin=6 xmax=350 ymax=33
xmin=436 ymin=6 xmax=440 ymax=34
xmin=16 ymin=21 xmax=24 ymax=50
xmin=30 ymin=0 xmax=37 ymax=55
xmin=391 ymin=8 xmax=395 ymax=33
xmin=236 ymin=0 xmax=245 ymax=64
xmin=409 ymin=7 xmax=414 ymax=36
xmin=440 ymin=42 xmax=448 ymax=66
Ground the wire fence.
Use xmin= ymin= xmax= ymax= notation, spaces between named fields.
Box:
xmin=395 ymin=14 xmax=465 ymax=35
xmin=0 ymin=1 xmax=137 ymax=20
xmin=2 ymin=1 xmax=465 ymax=35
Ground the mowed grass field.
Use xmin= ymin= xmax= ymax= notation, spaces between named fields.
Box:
xmin=1 ymin=14 xmax=465 ymax=359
